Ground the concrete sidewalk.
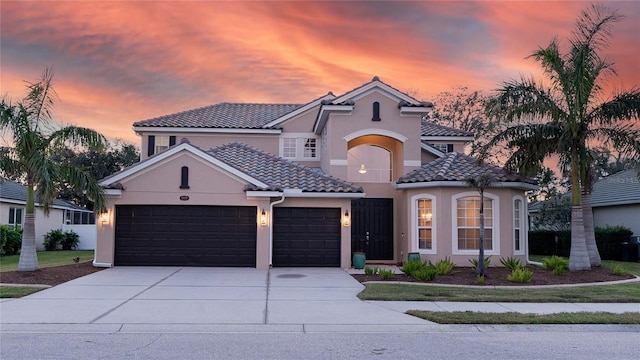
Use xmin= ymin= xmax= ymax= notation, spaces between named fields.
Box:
xmin=1 ymin=267 xmax=638 ymax=333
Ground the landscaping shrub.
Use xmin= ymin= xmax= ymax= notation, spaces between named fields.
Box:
xmin=468 ymin=256 xmax=491 ymax=272
xmin=499 ymin=256 xmax=523 ymax=270
xmin=507 ymin=267 xmax=533 ymax=283
xmin=529 ymin=226 xmax=632 ymax=260
xmin=434 ymin=257 xmax=454 ymax=275
xmin=43 ymin=229 xmax=65 ymax=251
xmin=476 ymin=275 xmax=485 ymax=285
xmin=0 ymin=225 xmax=22 ymax=256
xmin=412 ymin=267 xmax=437 ymax=281
xmin=364 ymin=266 xmax=377 ymax=275
xmin=61 ymin=230 xmax=79 ymax=250
xmin=542 ymin=255 xmax=569 ymax=276
xmin=378 ymin=268 xmax=394 ymax=280
xmin=611 ymin=264 xmax=627 ymax=276
xmin=401 ymin=259 xmax=426 ymax=277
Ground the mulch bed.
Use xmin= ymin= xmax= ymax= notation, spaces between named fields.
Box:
xmin=351 ymin=266 xmax=636 ymax=286
xmin=0 ymin=261 xmax=105 ymax=286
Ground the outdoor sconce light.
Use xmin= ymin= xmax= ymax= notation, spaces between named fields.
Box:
xmin=100 ymin=211 xmax=109 ymax=224
xmin=260 ymin=209 xmax=267 ymax=226
xmin=343 ymin=210 xmax=350 ymax=227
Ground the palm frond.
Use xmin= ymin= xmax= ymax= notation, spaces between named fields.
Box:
xmin=589 ymin=88 xmax=640 ymax=126
xmin=48 ymin=126 xmax=107 ymax=152
xmin=486 ymin=78 xmax=566 ymax=123
xmin=24 ymin=67 xmax=58 ymax=131
xmin=58 ymin=165 xmax=106 ymax=212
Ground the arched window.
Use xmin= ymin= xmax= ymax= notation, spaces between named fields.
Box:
xmin=347 ymin=145 xmax=391 ymax=182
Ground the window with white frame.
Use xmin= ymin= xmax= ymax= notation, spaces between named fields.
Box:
xmin=64 ymin=209 xmax=95 ymax=225
xmin=280 ymin=136 xmax=318 ymax=159
xmin=429 ymin=143 xmax=454 ymax=153
xmin=8 ymin=207 xmax=23 ymax=229
xmin=417 ymin=198 xmax=433 ymax=250
xmin=154 ymin=135 xmax=170 ymax=154
xmin=513 ymin=198 xmax=524 ymax=254
xmin=455 ymin=195 xmax=494 ymax=251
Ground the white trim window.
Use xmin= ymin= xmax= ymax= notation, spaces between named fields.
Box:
xmin=280 ymin=135 xmax=319 ymax=160
xmin=411 ymin=194 xmax=436 ymax=254
xmin=417 ymin=198 xmax=433 ymax=250
xmin=8 ymin=207 xmax=23 ymax=229
xmin=452 ymin=192 xmax=499 ymax=255
xmin=513 ymin=197 xmax=525 ymax=255
xmin=155 ymin=136 xmax=170 ymax=154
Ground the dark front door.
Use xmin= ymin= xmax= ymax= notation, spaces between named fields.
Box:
xmin=351 ymin=198 xmax=393 ymax=260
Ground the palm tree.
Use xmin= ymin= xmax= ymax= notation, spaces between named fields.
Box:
xmin=481 ymin=5 xmax=640 ymax=271
xmin=0 ymin=68 xmax=107 ymax=271
xmin=465 ymin=172 xmax=496 ymax=278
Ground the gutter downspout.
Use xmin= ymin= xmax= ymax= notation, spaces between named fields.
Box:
xmin=268 ymin=193 xmax=287 ymax=267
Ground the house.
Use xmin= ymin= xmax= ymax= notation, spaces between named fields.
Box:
xmin=0 ymin=179 xmax=97 ymax=250
xmin=589 ymin=169 xmax=640 ymax=236
xmin=95 ymin=77 xmax=536 ymax=269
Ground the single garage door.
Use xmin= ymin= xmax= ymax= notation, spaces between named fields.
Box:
xmin=115 ymin=205 xmax=256 ymax=267
xmin=272 ymin=207 xmax=341 ymax=267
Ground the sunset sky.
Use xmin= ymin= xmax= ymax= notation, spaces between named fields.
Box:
xmin=1 ymin=1 xmax=639 ymax=144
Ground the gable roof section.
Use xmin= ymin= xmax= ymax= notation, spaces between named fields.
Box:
xmin=330 ymin=76 xmax=430 ymax=106
xmin=133 ymin=103 xmax=303 ymax=130
xmin=99 ymin=142 xmax=269 ymax=190
xmin=421 ymin=121 xmax=474 ymax=138
xmin=208 ymin=142 xmax=363 ymax=194
xmin=0 ymin=179 xmax=87 ymax=210
xmin=395 ymin=152 xmax=537 ymax=190
xmin=590 ymin=169 xmax=640 ymax=207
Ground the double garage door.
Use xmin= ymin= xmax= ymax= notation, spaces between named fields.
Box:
xmin=114 ymin=205 xmax=341 ymax=267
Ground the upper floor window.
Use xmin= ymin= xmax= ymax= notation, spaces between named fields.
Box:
xmin=430 ymin=143 xmax=454 ymax=153
xmin=348 ymin=145 xmax=392 ymax=182
xmin=454 ymin=195 xmax=495 ymax=252
xmin=8 ymin=207 xmax=23 ymax=229
xmin=280 ymin=136 xmax=318 ymax=160
xmin=147 ymin=135 xmax=176 ymax=156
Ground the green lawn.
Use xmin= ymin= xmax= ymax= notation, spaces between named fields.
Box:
xmin=407 ymin=311 xmax=640 ymax=324
xmin=358 ymin=258 xmax=640 ymax=303
xmin=0 ymin=286 xmax=46 ymax=298
xmin=0 ymin=250 xmax=94 ymax=272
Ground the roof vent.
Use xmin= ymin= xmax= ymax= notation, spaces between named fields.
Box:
xmin=372 ymin=76 xmax=380 ymax=81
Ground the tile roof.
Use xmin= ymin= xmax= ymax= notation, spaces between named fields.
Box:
xmin=590 ymin=169 xmax=640 ymax=207
xmin=208 ymin=143 xmax=363 ymax=193
xmin=397 ymin=152 xmax=533 ymax=184
xmin=421 ymin=121 xmax=474 ymax=137
xmin=133 ymin=103 xmax=303 ymax=129
xmin=0 ymin=179 xmax=84 ymax=209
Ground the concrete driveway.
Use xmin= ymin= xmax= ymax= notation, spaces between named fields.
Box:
xmin=0 ymin=267 xmax=428 ymax=329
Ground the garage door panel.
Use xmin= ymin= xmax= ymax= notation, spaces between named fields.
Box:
xmin=273 ymin=207 xmax=341 ymax=267
xmin=115 ymin=205 xmax=256 ymax=267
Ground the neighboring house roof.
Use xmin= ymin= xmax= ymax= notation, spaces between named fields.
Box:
xmin=208 ymin=143 xmax=363 ymax=193
xmin=421 ymin=121 xmax=474 ymax=137
xmin=133 ymin=103 xmax=303 ymax=129
xmin=0 ymin=179 xmax=87 ymax=210
xmin=396 ymin=152 xmax=536 ymax=189
xmin=590 ymin=169 xmax=640 ymax=207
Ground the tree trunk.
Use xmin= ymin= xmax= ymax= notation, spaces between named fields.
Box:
xmin=18 ymin=185 xmax=39 ymax=271
xmin=582 ymin=191 xmax=601 ymax=267
xmin=569 ymin=205 xmax=590 ymax=271
xmin=477 ymin=190 xmax=486 ymax=277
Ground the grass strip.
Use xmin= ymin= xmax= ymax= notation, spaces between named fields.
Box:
xmin=358 ymin=282 xmax=640 ymax=303
xmin=0 ymin=250 xmax=94 ymax=272
xmin=0 ymin=286 xmax=45 ymax=298
xmin=407 ymin=310 xmax=640 ymax=324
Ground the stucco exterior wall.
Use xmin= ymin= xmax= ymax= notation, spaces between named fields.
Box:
xmin=399 ymin=186 xmax=528 ymax=266
xmin=593 ymin=204 xmax=640 ymax=236
xmin=1 ymin=203 xmax=67 ymax=251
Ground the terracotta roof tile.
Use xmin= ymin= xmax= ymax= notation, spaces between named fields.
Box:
xmin=397 ymin=152 xmax=532 ymax=184
xmin=208 ymin=143 xmax=363 ymax=193
xmin=421 ymin=121 xmax=474 ymax=137
xmin=133 ymin=103 xmax=303 ymax=129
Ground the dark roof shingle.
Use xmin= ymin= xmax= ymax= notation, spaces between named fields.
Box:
xmin=208 ymin=143 xmax=363 ymax=193
xmin=421 ymin=121 xmax=474 ymax=137
xmin=133 ymin=103 xmax=303 ymax=129
xmin=397 ymin=152 xmax=533 ymax=184
xmin=0 ymin=179 xmax=85 ymax=209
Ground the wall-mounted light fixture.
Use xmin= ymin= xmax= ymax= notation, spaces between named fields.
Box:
xmin=343 ymin=210 xmax=350 ymax=227
xmin=100 ymin=210 xmax=109 ymax=224
xmin=260 ymin=209 xmax=268 ymax=226
xmin=358 ymin=164 xmax=367 ymax=174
